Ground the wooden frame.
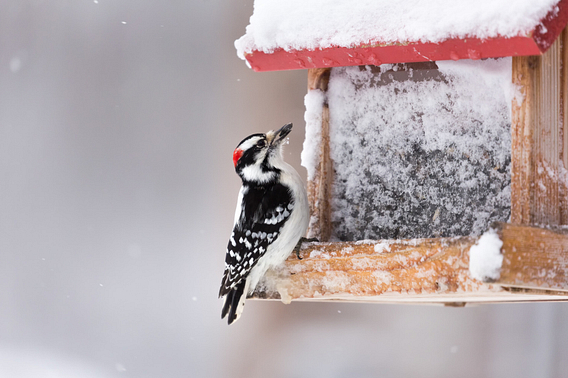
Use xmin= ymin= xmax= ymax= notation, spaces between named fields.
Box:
xmin=251 ymin=28 xmax=568 ymax=304
xmin=253 ymin=223 xmax=568 ymax=303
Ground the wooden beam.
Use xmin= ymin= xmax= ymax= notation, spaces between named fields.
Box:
xmin=251 ymin=224 xmax=568 ymax=303
xmin=246 ymin=36 xmax=539 ymax=72
xmin=511 ymin=27 xmax=568 ymax=225
xmin=306 ymin=68 xmax=333 ymax=241
xmin=497 ymin=223 xmax=568 ymax=292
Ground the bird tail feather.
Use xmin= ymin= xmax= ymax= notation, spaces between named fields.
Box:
xmin=221 ymin=279 xmax=249 ymax=325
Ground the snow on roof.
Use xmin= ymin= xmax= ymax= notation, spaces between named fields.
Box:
xmin=235 ymin=0 xmax=568 ymax=71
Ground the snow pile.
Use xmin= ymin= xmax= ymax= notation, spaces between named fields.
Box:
xmin=301 ymin=90 xmax=325 ymax=181
xmin=374 ymin=242 xmax=392 ymax=254
xmin=303 ymin=59 xmax=512 ymax=240
xmin=235 ymin=0 xmax=559 ymax=58
xmin=469 ymin=229 xmax=504 ymax=282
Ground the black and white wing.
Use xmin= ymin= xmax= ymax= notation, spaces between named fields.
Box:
xmin=219 ymin=182 xmax=294 ymax=298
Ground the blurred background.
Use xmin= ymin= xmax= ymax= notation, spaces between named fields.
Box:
xmin=1 ymin=1 xmax=567 ymax=377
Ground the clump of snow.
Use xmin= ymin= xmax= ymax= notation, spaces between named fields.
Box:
xmin=374 ymin=242 xmax=392 ymax=253
xmin=309 ymin=250 xmax=331 ymax=259
xmin=317 ymin=59 xmax=511 ymax=240
xmin=276 ymin=284 xmax=293 ymax=304
xmin=301 ymin=89 xmax=325 ymax=181
xmin=235 ymin=0 xmax=560 ymax=58
xmin=469 ymin=229 xmax=504 ymax=282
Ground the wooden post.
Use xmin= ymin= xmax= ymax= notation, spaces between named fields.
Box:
xmin=306 ymin=68 xmax=333 ymax=241
xmin=561 ymin=29 xmax=568 ymax=223
xmin=511 ymin=27 xmax=568 ymax=225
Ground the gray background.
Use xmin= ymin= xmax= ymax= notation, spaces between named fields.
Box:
xmin=1 ymin=1 xmax=567 ymax=377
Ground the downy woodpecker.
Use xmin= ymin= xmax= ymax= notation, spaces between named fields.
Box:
xmin=219 ymin=123 xmax=309 ymax=324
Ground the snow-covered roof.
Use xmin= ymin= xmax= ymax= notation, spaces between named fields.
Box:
xmin=235 ymin=0 xmax=568 ymax=71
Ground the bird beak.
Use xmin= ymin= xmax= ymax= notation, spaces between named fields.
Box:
xmin=270 ymin=123 xmax=292 ymax=146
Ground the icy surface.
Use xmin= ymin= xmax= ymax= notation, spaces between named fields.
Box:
xmin=469 ymin=230 xmax=504 ymax=281
xmin=235 ymin=0 xmax=560 ymax=57
xmin=312 ymin=60 xmax=512 ymax=240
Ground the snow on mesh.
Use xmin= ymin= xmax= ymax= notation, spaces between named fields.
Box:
xmin=235 ymin=0 xmax=560 ymax=58
xmin=314 ymin=59 xmax=512 ymax=241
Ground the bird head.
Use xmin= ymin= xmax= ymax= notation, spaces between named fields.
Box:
xmin=232 ymin=123 xmax=293 ymax=184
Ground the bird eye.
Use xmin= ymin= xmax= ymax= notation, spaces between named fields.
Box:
xmin=257 ymin=140 xmax=267 ymax=148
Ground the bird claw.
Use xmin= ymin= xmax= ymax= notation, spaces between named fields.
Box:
xmin=293 ymin=237 xmax=319 ymax=260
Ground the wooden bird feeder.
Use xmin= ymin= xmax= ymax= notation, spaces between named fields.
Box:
xmin=235 ymin=0 xmax=568 ymax=305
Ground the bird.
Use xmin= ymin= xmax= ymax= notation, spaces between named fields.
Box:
xmin=219 ymin=123 xmax=309 ymax=325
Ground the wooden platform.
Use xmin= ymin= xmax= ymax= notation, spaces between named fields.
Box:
xmin=251 ymin=223 xmax=568 ymax=304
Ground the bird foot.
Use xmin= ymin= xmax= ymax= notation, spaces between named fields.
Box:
xmin=293 ymin=237 xmax=319 ymax=260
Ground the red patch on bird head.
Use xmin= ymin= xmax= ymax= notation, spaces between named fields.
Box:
xmin=233 ymin=148 xmax=243 ymax=167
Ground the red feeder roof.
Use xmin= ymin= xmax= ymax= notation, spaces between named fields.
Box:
xmin=237 ymin=0 xmax=568 ymax=72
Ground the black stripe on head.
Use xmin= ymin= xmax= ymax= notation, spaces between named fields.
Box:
xmin=236 ymin=133 xmax=265 ymax=150
xmin=236 ymin=147 xmax=261 ymax=171
xmin=234 ymin=134 xmax=274 ymax=179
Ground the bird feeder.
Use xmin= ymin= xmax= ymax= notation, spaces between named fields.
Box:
xmin=235 ymin=0 xmax=568 ymax=305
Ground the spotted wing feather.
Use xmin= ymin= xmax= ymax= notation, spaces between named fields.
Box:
xmin=219 ymin=183 xmax=293 ymax=297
